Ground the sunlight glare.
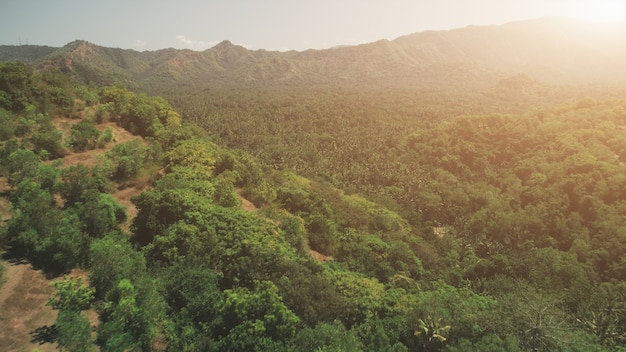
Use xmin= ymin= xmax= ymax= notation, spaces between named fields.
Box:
xmin=574 ymin=0 xmax=626 ymax=24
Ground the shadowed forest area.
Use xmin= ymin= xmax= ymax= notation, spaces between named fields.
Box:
xmin=2 ymin=18 xmax=626 ymax=351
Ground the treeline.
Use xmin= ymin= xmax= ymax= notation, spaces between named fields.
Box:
xmin=2 ymin=61 xmax=626 ymax=351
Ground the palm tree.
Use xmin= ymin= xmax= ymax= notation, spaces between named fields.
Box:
xmin=414 ymin=315 xmax=451 ymax=352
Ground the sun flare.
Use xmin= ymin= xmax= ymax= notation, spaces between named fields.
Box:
xmin=573 ymin=0 xmax=626 ymax=24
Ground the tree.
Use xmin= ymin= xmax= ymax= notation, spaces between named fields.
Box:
xmin=0 ymin=108 xmax=16 ymax=141
xmin=47 ymin=277 xmax=96 ymax=352
xmin=276 ymin=211 xmax=307 ymax=252
xmin=577 ymin=282 xmax=626 ymax=348
xmin=97 ymin=278 xmax=165 ymax=352
xmin=159 ymin=263 xmax=223 ymax=351
xmin=50 ymin=210 xmax=91 ymax=269
xmin=402 ymin=282 xmax=497 ymax=348
xmin=57 ymin=164 xmax=93 ymax=206
xmin=292 ymin=320 xmax=363 ymax=352
xmin=30 ymin=120 xmax=64 ymax=159
xmin=6 ymin=199 xmax=90 ymax=271
xmin=37 ymin=162 xmax=60 ymax=193
xmin=97 ymin=279 xmax=141 ymax=352
xmin=78 ymin=191 xmax=127 ymax=238
xmin=164 ymin=138 xmax=218 ymax=172
xmin=6 ymin=178 xmax=61 ymax=267
xmin=67 ymin=121 xmax=101 ymax=152
xmin=354 ymin=316 xmax=410 ymax=352
xmin=212 ymin=280 xmax=299 ymax=351
xmin=105 ymin=140 xmax=147 ymax=181
xmin=157 ymin=166 xmax=216 ymax=199
xmin=414 ymin=316 xmax=451 ymax=352
xmin=161 ymin=262 xmax=223 ymax=322
xmin=275 ymin=260 xmax=349 ymax=326
xmin=212 ymin=176 xmax=241 ymax=208
xmin=328 ymin=270 xmax=385 ymax=327
xmin=447 ymin=335 xmax=521 ymax=352
xmin=5 ymin=148 xmax=40 ymax=186
xmin=54 ymin=310 xmax=94 ymax=352
xmin=132 ymin=187 xmax=212 ymax=246
xmin=47 ymin=277 xmax=95 ymax=312
xmin=307 ymin=214 xmax=337 ymax=255
xmin=134 ymin=182 xmax=293 ymax=286
xmin=89 ymin=235 xmax=146 ymax=299
xmin=0 ymin=61 xmax=33 ymax=112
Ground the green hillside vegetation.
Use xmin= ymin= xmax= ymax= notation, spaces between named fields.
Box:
xmin=2 ymin=53 xmax=626 ymax=352
xmin=0 ymin=44 xmax=58 ymax=63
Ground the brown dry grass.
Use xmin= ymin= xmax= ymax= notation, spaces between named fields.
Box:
xmin=0 ymin=261 xmax=57 ymax=352
xmin=237 ymin=189 xmax=257 ymax=212
xmin=308 ymin=249 xmax=333 ymax=262
xmin=0 ymin=263 xmax=100 ymax=352
xmin=53 ymin=118 xmax=149 ymax=231
xmin=113 ymin=180 xmax=150 ymax=231
xmin=54 ymin=119 xmax=145 ymax=169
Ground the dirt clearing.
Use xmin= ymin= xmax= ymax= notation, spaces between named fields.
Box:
xmin=0 ymin=261 xmax=57 ymax=352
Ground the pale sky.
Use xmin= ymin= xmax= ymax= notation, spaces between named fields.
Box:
xmin=1 ymin=0 xmax=625 ymax=52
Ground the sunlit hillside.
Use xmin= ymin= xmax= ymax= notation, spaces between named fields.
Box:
xmin=2 ymin=17 xmax=626 ymax=351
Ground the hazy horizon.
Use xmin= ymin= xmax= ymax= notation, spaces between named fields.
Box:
xmin=2 ymin=0 xmax=626 ymax=52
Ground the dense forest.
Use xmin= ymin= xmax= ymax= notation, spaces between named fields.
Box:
xmin=2 ymin=45 xmax=626 ymax=352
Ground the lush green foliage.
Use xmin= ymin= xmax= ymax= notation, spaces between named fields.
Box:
xmin=4 ymin=60 xmax=626 ymax=351
xmin=47 ymin=277 xmax=95 ymax=311
xmin=66 ymin=120 xmax=101 ymax=152
xmin=46 ymin=277 xmax=96 ymax=351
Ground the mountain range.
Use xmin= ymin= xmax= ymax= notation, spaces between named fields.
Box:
xmin=2 ymin=17 xmax=626 ymax=90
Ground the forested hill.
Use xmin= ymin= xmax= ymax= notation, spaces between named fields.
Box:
xmin=3 ymin=17 xmax=626 ymax=89
xmin=4 ymin=39 xmax=626 ymax=350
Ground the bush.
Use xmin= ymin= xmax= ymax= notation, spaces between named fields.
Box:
xmin=67 ymin=121 xmax=101 ymax=152
xmin=105 ymin=140 xmax=146 ymax=181
xmin=97 ymin=127 xmax=113 ymax=148
xmin=0 ymin=108 xmax=15 ymax=141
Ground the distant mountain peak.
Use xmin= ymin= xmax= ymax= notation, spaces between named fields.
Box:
xmin=211 ymin=40 xmax=248 ymax=52
xmin=63 ymin=40 xmax=97 ymax=50
xmin=215 ymin=40 xmax=234 ymax=47
xmin=3 ymin=16 xmax=626 ymax=88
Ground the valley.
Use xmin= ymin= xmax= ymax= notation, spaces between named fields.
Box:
xmin=1 ymin=17 xmax=626 ymax=351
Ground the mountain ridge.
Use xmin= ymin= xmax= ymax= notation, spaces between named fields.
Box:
xmin=2 ymin=17 xmax=626 ymax=89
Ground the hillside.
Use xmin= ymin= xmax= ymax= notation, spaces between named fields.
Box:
xmin=3 ymin=18 xmax=626 ymax=350
xmin=0 ymin=45 xmax=57 ymax=63
xmin=3 ymin=17 xmax=626 ymax=89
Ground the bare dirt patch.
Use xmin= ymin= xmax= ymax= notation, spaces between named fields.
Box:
xmin=97 ymin=122 xmax=141 ymax=145
xmin=51 ymin=117 xmax=80 ymax=139
xmin=52 ymin=118 xmax=150 ymax=230
xmin=0 ymin=261 xmax=57 ymax=352
xmin=53 ymin=118 xmax=145 ymax=170
xmin=57 ymin=148 xmax=108 ymax=169
xmin=0 ymin=262 xmax=100 ymax=352
xmin=113 ymin=185 xmax=146 ymax=231
xmin=239 ymin=195 xmax=257 ymax=212
xmin=308 ymin=249 xmax=333 ymax=262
